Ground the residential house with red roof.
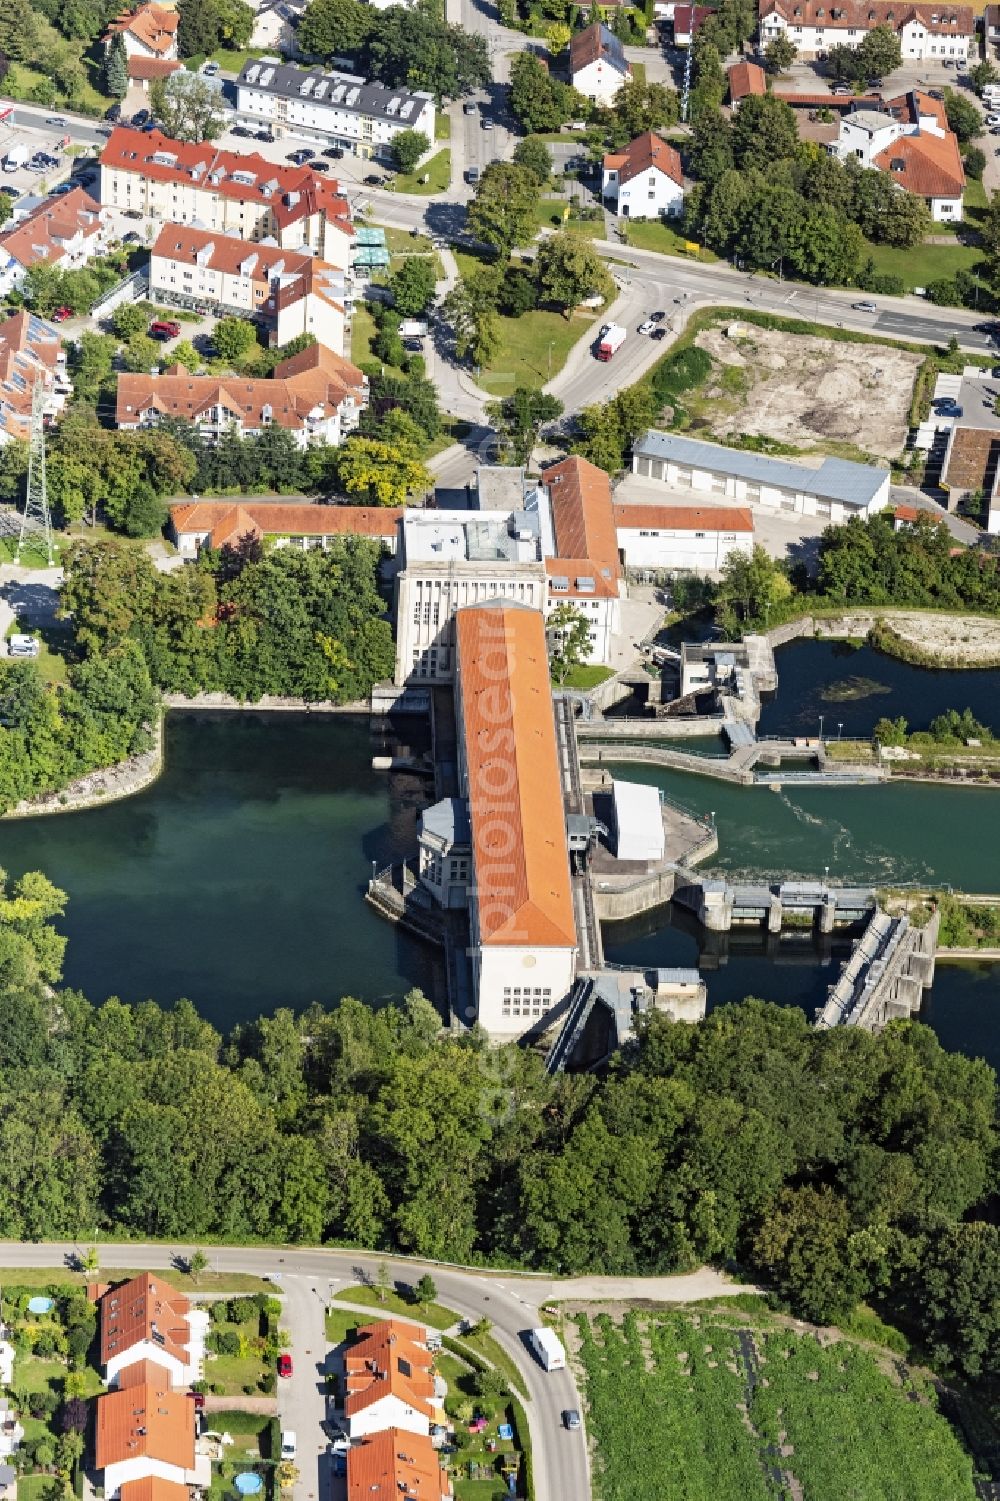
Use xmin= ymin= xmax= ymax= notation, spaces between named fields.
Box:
xmin=346 ymin=1429 xmax=452 ymax=1501
xmin=95 ymin=1360 xmax=206 ymax=1498
xmin=727 ymin=61 xmax=767 ymax=108
xmin=116 ymin=344 xmax=367 ymax=448
xmin=569 ymin=23 xmax=632 ymax=104
xmin=601 ymin=130 xmax=685 ymax=220
xmin=672 ymin=4 xmax=714 ymax=43
xmin=454 ymin=601 xmax=578 ymax=1034
xmin=0 ymin=187 xmax=105 ymax=298
xmin=832 ymin=91 xmax=965 ymax=219
xmin=149 ymin=225 xmax=349 ymax=356
xmin=0 ymin=311 xmax=66 ymax=448
xmin=103 ymin=2 xmax=178 ymax=61
xmin=758 ymin=0 xmax=974 ymax=64
xmin=169 ymin=501 xmax=401 ymax=556
xmin=99 ymin=1273 xmax=209 ymax=1389
xmin=343 ymin=1321 xmax=443 ymax=1440
xmin=99 ymin=129 xmax=354 ymax=265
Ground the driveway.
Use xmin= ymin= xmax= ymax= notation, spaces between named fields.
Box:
xmin=276 ymin=1276 xmax=330 ymax=1501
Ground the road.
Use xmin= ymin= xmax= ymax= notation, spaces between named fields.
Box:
xmin=0 ymin=1241 xmax=752 ymax=1501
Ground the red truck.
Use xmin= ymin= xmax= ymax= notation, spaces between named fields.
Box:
xmin=595 ymin=323 xmax=626 ymax=361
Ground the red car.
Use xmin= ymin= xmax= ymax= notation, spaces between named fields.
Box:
xmin=150 ymin=319 xmax=181 ymax=339
xmin=187 ymin=1392 xmax=206 ymax=1411
xmin=277 ymin=1353 xmax=293 ymax=1379
xmin=51 ymin=306 xmax=73 ymax=322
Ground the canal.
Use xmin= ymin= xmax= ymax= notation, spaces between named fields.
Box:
xmin=0 ymin=713 xmax=436 ymax=1032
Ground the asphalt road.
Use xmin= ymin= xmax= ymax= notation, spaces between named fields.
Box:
xmin=0 ymin=1241 xmax=590 ymax=1501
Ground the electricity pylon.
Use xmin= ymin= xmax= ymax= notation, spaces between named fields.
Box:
xmin=16 ymin=379 xmax=54 ymax=567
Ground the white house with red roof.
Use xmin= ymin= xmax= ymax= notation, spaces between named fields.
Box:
xmin=613 ymin=502 xmax=754 ymax=571
xmin=99 ymin=1273 xmax=208 ymax=1389
xmin=169 ymin=501 xmax=400 ymax=555
xmin=149 ymin=225 xmax=350 ymax=355
xmin=602 ymin=131 xmax=685 ymax=219
xmin=0 ymin=187 xmax=105 ymax=297
xmin=343 ymin=1321 xmax=443 ymax=1440
xmin=833 ymin=91 xmax=965 ymax=220
xmin=99 ymin=128 xmax=354 ymax=265
xmin=758 ymin=0 xmax=974 ymax=63
xmin=103 ymin=2 xmax=178 ymax=61
xmin=569 ymin=23 xmax=632 ymax=104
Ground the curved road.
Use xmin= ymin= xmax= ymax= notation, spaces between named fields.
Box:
xmin=0 ymin=1241 xmax=749 ymax=1500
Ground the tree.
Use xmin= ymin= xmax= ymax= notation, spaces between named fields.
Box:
xmin=388 ymin=256 xmax=436 ymax=317
xmin=121 ymin=334 xmax=160 ymax=374
xmin=964 ymin=145 xmax=986 ymax=182
xmin=546 ymin=602 xmax=593 ymax=684
xmin=335 ymin=435 xmax=429 ymax=506
xmin=945 ymin=87 xmax=983 ymax=144
xmin=753 ymin=1186 xmax=867 ymax=1323
xmin=443 ymin=265 xmax=502 ymax=366
xmin=150 ymin=72 xmax=226 ymax=143
xmin=909 ymin=1224 xmax=1000 ymax=1383
xmin=509 ymin=51 xmax=579 ymax=134
xmin=512 ymin=135 xmax=552 ymax=186
xmin=113 ymin=303 xmax=150 ymax=340
xmin=764 ymin=34 xmax=797 ymax=72
xmin=606 ymin=78 xmax=679 ymax=141
xmin=103 ymin=32 xmax=128 ymax=98
xmin=414 ymin=1272 xmax=437 ymax=1308
xmin=731 ymin=94 xmax=799 ymax=173
xmin=969 ymin=59 xmax=1000 ymax=94
xmin=177 ymin=0 xmax=254 ymax=58
xmin=687 ymin=110 xmax=734 ymax=187
xmin=486 ymin=388 xmax=563 ymax=466
xmin=535 ymin=232 xmax=615 ymax=316
xmin=362 ymin=9 xmax=489 ymax=101
xmin=467 ymin=162 xmax=541 ymax=255
xmin=715 ymin=545 xmax=792 ymax=633
xmin=854 ymin=23 xmax=902 ymax=80
xmin=375 ymin=1260 xmax=391 ymax=1303
xmin=214 ymin=317 xmax=259 ymax=366
xmin=390 ymin=128 xmax=429 ymax=174
xmin=298 ymin=0 xmax=374 ymax=57
xmin=79 ymin=1245 xmax=99 ymax=1273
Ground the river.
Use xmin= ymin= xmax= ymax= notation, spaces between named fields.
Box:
xmin=0 ymin=713 xmax=436 ymax=1031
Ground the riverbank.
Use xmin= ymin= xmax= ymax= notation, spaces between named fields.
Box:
xmin=2 ymin=715 xmax=164 ymax=820
xmin=765 ymin=610 xmax=1000 ymax=669
xmin=162 ymin=693 xmax=370 ymax=714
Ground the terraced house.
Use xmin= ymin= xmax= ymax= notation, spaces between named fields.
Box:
xmin=758 ymin=0 xmax=974 ymax=62
xmin=99 ymin=1272 xmax=208 ymax=1389
xmin=99 ymin=129 xmax=354 ymax=265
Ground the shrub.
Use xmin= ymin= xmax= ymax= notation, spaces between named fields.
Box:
xmin=228 ymin=1298 xmax=258 ymax=1325
xmin=259 ymin=1373 xmax=276 ymax=1394
xmin=211 ymin=1382 xmax=225 ymax=1395
xmin=650 ymin=345 xmax=712 ymax=406
xmin=217 ymin=1330 xmax=241 ymax=1357
xmin=34 ymin=1332 xmax=56 ymax=1357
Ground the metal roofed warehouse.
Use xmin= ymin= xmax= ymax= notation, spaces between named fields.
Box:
xmin=631 ymin=430 xmax=891 ymax=523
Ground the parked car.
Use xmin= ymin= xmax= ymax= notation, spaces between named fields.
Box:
xmin=935 ymin=400 xmax=963 ymax=416
xmin=481 ymin=117 xmax=494 ymax=130
xmin=255 ymin=130 xmax=274 ymax=142
xmin=323 ymin=145 xmax=345 ymax=158
xmin=463 ymin=100 xmax=478 ymax=114
xmin=651 ymin=327 xmax=668 ymax=340
xmin=122 ymin=231 xmax=143 ymax=244
xmin=150 ymin=319 xmax=181 ymax=339
xmin=466 ymin=166 xmax=480 ymax=183
xmin=311 ymin=160 xmax=331 ymax=171
xmin=201 ymin=60 xmax=220 ymax=76
xmin=563 ymin=1410 xmax=582 ymax=1431
xmin=986 ymin=113 xmax=1000 ymax=125
xmin=51 ymin=306 xmax=73 ymax=322
xmin=106 ymin=102 xmax=122 ymax=121
xmin=123 ymin=208 xmax=143 ymax=219
xmin=638 ymin=319 xmax=656 ymax=334
xmin=403 ymin=338 xmax=423 ymax=351
xmin=851 ymin=300 xmax=877 ymax=312
xmin=287 ymin=147 xmax=314 ymax=163
xmin=96 ymin=125 xmax=114 ymax=136
xmin=280 ymin=1432 xmax=296 ymax=1461
xmin=187 ymin=1392 xmax=206 ymax=1411
xmin=0 ymin=185 xmax=19 ymax=198
xmin=131 ymin=109 xmax=150 ymax=126
xmin=277 ymin=1353 xmax=293 ymax=1378
xmin=45 ymin=116 xmax=66 ymax=127
xmin=231 ymin=125 xmax=253 ymax=138
xmin=8 ymin=635 xmax=39 ymax=658
xmin=363 ymin=172 xmax=382 ymax=185
xmin=866 ymin=77 xmax=883 ymax=88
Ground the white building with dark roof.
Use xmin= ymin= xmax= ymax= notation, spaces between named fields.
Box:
xmin=235 ymin=60 xmax=435 ymax=159
xmin=631 ymin=431 xmax=890 ymax=523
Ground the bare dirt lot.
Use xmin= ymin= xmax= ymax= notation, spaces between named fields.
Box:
xmin=689 ymin=326 xmax=923 ymax=461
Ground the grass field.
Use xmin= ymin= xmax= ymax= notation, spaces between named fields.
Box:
xmin=18 ymin=1475 xmax=52 ymax=1501
xmin=0 ymin=1266 xmax=269 ymax=1293
xmin=577 ymin=1308 xmax=976 ymax=1501
xmin=622 ymin=220 xmax=719 ymax=261
xmin=533 ymin=200 xmax=605 ymax=238
xmin=863 ymin=236 xmax=986 ymax=292
xmin=455 ymin=251 xmax=597 ymax=392
xmin=332 ymin=1284 xmax=458 ymax=1331
xmin=558 ymin=664 xmax=615 ymax=690
xmin=438 ymin=1351 xmax=521 ymax=1501
xmin=394 ymin=149 xmax=452 ymax=195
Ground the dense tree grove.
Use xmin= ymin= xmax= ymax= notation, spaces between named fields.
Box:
xmin=297 ymin=0 xmax=488 ymax=100
xmin=59 ymin=535 xmax=394 ymax=703
xmin=1 ymin=902 xmax=996 ymax=1388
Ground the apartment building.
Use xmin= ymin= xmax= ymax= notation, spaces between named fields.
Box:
xmin=758 ymin=0 xmax=974 ymax=62
xmin=99 ymin=128 xmax=354 ymax=264
xmin=149 ymin=225 xmax=349 ymax=354
xmin=236 ymin=60 xmax=435 ymax=160
xmin=0 ymin=187 xmax=105 ymax=298
xmin=0 ymin=311 xmax=67 ymax=447
xmin=117 ymin=343 xmax=366 ymax=448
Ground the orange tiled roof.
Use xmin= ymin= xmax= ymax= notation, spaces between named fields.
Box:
xmin=116 ymin=345 xmax=365 ymax=431
xmin=100 ymin=1272 xmax=191 ymax=1369
xmin=0 ymin=186 xmax=102 ymax=272
xmin=602 ymin=130 xmax=683 ymax=188
xmin=873 ymin=129 xmax=965 ymax=199
xmin=613 ymin=502 xmax=755 ymax=532
xmin=104 ymin=3 xmax=178 ymax=54
xmin=120 ymin=1480 xmax=190 ymax=1501
xmin=885 ymin=88 xmax=948 ymax=128
xmin=543 ymin=454 xmax=621 ymax=586
xmin=95 ymin=1361 xmax=195 ymax=1469
xmin=569 ymin=21 xmax=631 ymax=75
xmin=128 ymin=56 xmax=182 ymax=79
xmin=455 ymin=602 xmax=576 ymax=950
xmin=100 ymin=128 xmax=354 ymax=237
xmin=347 ymin=1429 xmax=451 ymax=1501
xmin=344 ymin=1321 xmax=437 ymax=1422
xmin=170 ymin=501 xmax=401 ymax=545
xmin=760 ymin=0 xmax=974 ymax=32
xmin=728 ymin=61 xmax=767 ymax=102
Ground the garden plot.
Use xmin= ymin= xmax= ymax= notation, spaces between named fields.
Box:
xmin=575 ymin=1308 xmax=975 ymax=1501
xmin=686 ymin=327 xmax=922 ymax=461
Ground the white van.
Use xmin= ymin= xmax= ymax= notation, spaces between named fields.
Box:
xmin=528 ymin=1327 xmax=566 ymax=1371
xmin=280 ymin=1432 xmax=297 ymax=1460
xmin=8 ymin=635 xmax=39 ymax=658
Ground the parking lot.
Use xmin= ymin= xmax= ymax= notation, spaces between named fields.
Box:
xmin=0 ymin=106 xmax=108 ymax=201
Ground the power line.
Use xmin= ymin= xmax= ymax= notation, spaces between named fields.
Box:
xmin=16 ymin=380 xmax=54 ymax=568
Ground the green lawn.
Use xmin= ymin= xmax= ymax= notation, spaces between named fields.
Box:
xmin=454 ymin=256 xmax=597 ymax=393
xmin=448 ymin=1330 xmax=530 ymax=1402
xmin=325 ymin=1308 xmax=364 ymax=1347
xmin=863 ymin=236 xmax=986 ymax=291
xmin=3 ymin=59 xmax=111 ymax=116
xmin=436 ymin=114 xmax=452 ymax=141
xmin=621 ymin=219 xmax=719 ymax=261
xmin=16 ymin=1356 xmax=66 ymax=1394
xmin=0 ymin=1266 xmax=268 ymax=1293
xmin=533 ymin=201 xmax=605 ymax=238
xmin=557 ymin=664 xmax=615 ymax=690
xmin=576 ymin=1309 xmax=976 ymax=1501
xmin=18 ymin=1476 xmax=53 ymax=1501
xmin=183 ymin=48 xmax=271 ymax=72
xmin=206 ymin=1314 xmax=269 ymax=1396
xmin=332 ymin=1285 xmax=459 ymax=1331
xmin=438 ymin=1352 xmax=521 ymax=1501
xmin=351 ymin=302 xmax=380 ymax=366
xmin=393 ymin=149 xmax=452 ymax=195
